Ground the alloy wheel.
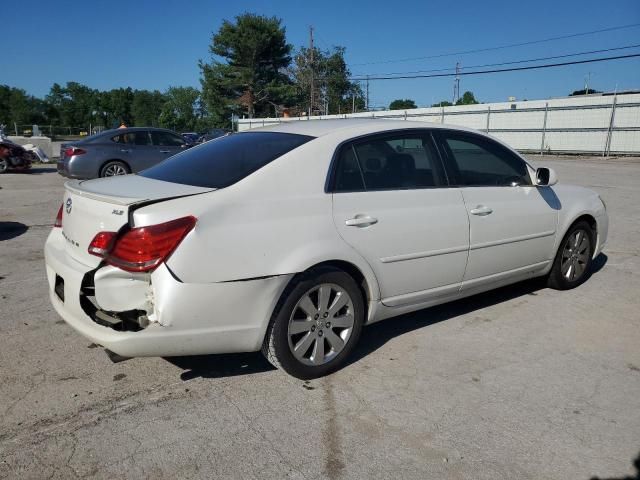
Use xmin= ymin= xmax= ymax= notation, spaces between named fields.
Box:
xmin=287 ymin=283 xmax=355 ymax=366
xmin=103 ymin=164 xmax=127 ymax=176
xmin=561 ymin=229 xmax=591 ymax=281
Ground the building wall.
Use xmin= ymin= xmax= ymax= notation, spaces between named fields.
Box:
xmin=237 ymin=93 xmax=640 ymax=155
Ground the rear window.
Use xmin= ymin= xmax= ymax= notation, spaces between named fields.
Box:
xmin=140 ymin=132 xmax=314 ymax=188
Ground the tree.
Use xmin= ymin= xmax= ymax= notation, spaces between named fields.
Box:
xmin=570 ymin=88 xmax=602 ymax=96
xmin=200 ymin=13 xmax=293 ymax=120
xmin=131 ymin=90 xmax=165 ymax=127
xmin=431 ymin=100 xmax=453 ymax=107
xmin=456 ymin=91 xmax=479 ymax=106
xmin=159 ymin=86 xmax=201 ymax=131
xmin=389 ymin=99 xmax=417 ymax=110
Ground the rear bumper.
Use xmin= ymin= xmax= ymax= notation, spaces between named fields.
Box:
xmin=45 ymin=228 xmax=292 ymax=358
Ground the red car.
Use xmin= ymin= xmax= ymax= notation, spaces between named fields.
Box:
xmin=0 ymin=140 xmax=33 ymax=173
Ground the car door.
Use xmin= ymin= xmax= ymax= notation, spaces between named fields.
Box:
xmin=331 ymin=130 xmax=470 ymax=307
xmin=151 ymin=131 xmax=187 ymax=165
xmin=127 ymin=130 xmax=157 ymax=172
xmin=434 ymin=130 xmax=559 ymax=288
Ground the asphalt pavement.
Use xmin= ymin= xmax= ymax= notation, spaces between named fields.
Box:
xmin=0 ymin=156 xmax=639 ymax=479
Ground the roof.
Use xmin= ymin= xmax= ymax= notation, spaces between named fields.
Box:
xmin=249 ymin=118 xmax=478 ymax=137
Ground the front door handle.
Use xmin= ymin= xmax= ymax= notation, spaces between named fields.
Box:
xmin=159 ymin=149 xmax=171 ymax=154
xmin=345 ymin=215 xmax=378 ymax=227
xmin=470 ymin=205 xmax=493 ymax=216
xmin=120 ymin=149 xmax=132 ymax=153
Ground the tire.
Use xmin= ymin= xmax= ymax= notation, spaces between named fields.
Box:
xmin=100 ymin=161 xmax=129 ymax=177
xmin=262 ymin=267 xmax=365 ymax=379
xmin=547 ymin=220 xmax=595 ymax=290
xmin=0 ymin=159 xmax=8 ymax=174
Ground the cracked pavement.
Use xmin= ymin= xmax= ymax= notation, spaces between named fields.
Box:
xmin=0 ymin=157 xmax=639 ymax=479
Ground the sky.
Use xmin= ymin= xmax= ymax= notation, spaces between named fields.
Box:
xmin=3 ymin=0 xmax=640 ymax=109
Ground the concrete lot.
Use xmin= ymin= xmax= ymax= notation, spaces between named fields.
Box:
xmin=0 ymin=156 xmax=639 ymax=479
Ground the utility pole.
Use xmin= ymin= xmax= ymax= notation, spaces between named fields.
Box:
xmin=366 ymin=75 xmax=370 ymax=111
xmin=584 ymin=72 xmax=592 ymax=94
xmin=309 ymin=26 xmax=314 ymax=117
xmin=452 ymin=62 xmax=461 ymax=104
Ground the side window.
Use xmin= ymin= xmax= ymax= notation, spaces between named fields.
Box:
xmin=352 ymin=133 xmax=442 ymax=190
xmin=152 ymin=131 xmax=185 ymax=147
xmin=133 ymin=131 xmax=151 ymax=146
xmin=440 ymin=132 xmax=530 ymax=186
xmin=333 ymin=146 xmax=365 ymax=192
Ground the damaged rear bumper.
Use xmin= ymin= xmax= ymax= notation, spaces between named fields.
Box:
xmin=44 ymin=228 xmax=292 ymax=358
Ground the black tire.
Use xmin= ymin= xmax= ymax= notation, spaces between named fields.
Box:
xmin=547 ymin=220 xmax=595 ymax=290
xmin=262 ymin=266 xmax=365 ymax=379
xmin=0 ymin=159 xmax=8 ymax=174
xmin=99 ymin=160 xmax=130 ymax=178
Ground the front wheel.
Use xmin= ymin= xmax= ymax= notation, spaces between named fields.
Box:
xmin=547 ymin=221 xmax=595 ymax=290
xmin=262 ymin=267 xmax=365 ymax=379
xmin=0 ymin=159 xmax=8 ymax=174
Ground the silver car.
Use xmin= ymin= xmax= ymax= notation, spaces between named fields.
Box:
xmin=57 ymin=127 xmax=190 ymax=179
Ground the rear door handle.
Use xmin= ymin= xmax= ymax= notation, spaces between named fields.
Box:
xmin=120 ymin=149 xmax=132 ymax=153
xmin=345 ymin=215 xmax=378 ymax=227
xmin=470 ymin=205 xmax=493 ymax=216
xmin=159 ymin=149 xmax=171 ymax=153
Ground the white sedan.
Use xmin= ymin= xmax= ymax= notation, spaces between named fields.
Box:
xmin=45 ymin=120 xmax=608 ymax=378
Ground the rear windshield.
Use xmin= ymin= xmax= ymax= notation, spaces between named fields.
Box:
xmin=140 ymin=132 xmax=314 ymax=188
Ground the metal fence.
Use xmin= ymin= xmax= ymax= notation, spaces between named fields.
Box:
xmin=237 ymin=93 xmax=640 ymax=155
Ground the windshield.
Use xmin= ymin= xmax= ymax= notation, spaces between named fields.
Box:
xmin=140 ymin=131 xmax=314 ymax=188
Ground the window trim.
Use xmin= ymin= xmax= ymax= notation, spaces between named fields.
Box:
xmin=325 ymin=129 xmax=450 ymax=193
xmin=432 ymin=129 xmax=533 ymax=187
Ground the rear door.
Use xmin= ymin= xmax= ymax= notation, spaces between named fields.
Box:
xmin=331 ymin=130 xmax=470 ymax=306
xmin=151 ymin=131 xmax=187 ymax=165
xmin=434 ymin=130 xmax=558 ymax=286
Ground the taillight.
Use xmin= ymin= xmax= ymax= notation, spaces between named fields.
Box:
xmin=64 ymin=147 xmax=86 ymax=157
xmin=54 ymin=204 xmax=63 ymax=228
xmin=88 ymin=216 xmax=196 ymax=272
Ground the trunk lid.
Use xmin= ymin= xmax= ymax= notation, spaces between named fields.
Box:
xmin=60 ymin=175 xmax=214 ymax=267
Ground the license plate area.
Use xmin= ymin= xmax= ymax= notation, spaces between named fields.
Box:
xmin=54 ymin=274 xmax=65 ymax=302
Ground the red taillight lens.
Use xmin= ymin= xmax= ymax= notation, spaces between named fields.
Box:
xmin=88 ymin=231 xmax=117 ymax=256
xmin=54 ymin=204 xmax=63 ymax=228
xmin=64 ymin=147 xmax=86 ymax=157
xmin=88 ymin=216 xmax=196 ymax=272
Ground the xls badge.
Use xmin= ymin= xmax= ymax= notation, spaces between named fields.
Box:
xmin=65 ymin=197 xmax=72 ymax=214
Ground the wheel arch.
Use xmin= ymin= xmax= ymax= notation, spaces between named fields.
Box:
xmin=558 ymin=213 xmax=599 ymax=258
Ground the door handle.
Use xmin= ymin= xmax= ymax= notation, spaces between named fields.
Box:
xmin=345 ymin=215 xmax=378 ymax=227
xmin=159 ymin=149 xmax=171 ymax=153
xmin=470 ymin=205 xmax=493 ymax=216
xmin=120 ymin=149 xmax=132 ymax=153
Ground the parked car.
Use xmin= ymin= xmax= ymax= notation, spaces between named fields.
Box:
xmin=197 ymin=128 xmax=230 ymax=143
xmin=45 ymin=119 xmax=608 ymax=378
xmin=57 ymin=127 xmax=190 ymax=179
xmin=181 ymin=132 xmax=200 ymax=144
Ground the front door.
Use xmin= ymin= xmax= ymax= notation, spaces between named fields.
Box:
xmin=434 ymin=130 xmax=558 ymax=286
xmin=331 ymin=131 xmax=470 ymax=307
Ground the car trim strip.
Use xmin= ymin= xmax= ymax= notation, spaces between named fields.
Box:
xmin=380 ymin=245 xmax=468 ymax=263
xmin=469 ymin=230 xmax=556 ymax=251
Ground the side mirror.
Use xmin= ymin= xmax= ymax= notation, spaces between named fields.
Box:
xmin=536 ymin=167 xmax=558 ymax=186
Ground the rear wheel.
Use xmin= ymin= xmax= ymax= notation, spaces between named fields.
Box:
xmin=547 ymin=221 xmax=594 ymax=290
xmin=0 ymin=159 xmax=8 ymax=174
xmin=100 ymin=161 xmax=129 ymax=177
xmin=262 ymin=267 xmax=365 ymax=379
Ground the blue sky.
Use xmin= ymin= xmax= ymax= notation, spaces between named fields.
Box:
xmin=3 ymin=0 xmax=640 ymax=108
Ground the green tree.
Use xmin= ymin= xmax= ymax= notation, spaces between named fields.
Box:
xmin=569 ymin=88 xmax=602 ymax=96
xmin=200 ymin=13 xmax=293 ymax=120
xmin=455 ymin=91 xmax=479 ymax=106
xmin=431 ymin=100 xmax=453 ymax=107
xmin=159 ymin=86 xmax=201 ymax=131
xmin=131 ymin=90 xmax=165 ymax=127
xmin=389 ymin=99 xmax=417 ymax=110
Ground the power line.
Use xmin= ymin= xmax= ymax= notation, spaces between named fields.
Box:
xmin=350 ymin=53 xmax=640 ymax=81
xmin=353 ymin=43 xmax=640 ymax=77
xmin=350 ymin=23 xmax=640 ymax=66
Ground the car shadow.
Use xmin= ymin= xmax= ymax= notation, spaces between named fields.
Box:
xmin=27 ymin=166 xmax=57 ymax=174
xmin=166 ymin=253 xmax=608 ymax=380
xmin=590 ymin=451 xmax=640 ymax=480
xmin=0 ymin=222 xmax=29 ymax=241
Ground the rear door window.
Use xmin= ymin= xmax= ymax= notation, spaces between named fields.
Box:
xmin=151 ymin=131 xmax=186 ymax=147
xmin=140 ymin=132 xmax=314 ymax=188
